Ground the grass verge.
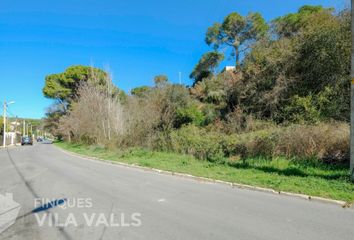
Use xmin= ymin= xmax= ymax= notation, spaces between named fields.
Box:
xmin=55 ymin=141 xmax=354 ymax=203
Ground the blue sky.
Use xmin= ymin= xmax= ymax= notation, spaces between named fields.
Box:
xmin=0 ymin=0 xmax=348 ymax=118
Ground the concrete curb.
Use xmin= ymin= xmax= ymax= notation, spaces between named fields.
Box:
xmin=0 ymin=144 xmax=20 ymax=149
xmin=54 ymin=145 xmax=352 ymax=209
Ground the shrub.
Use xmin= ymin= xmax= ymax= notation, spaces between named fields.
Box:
xmin=58 ymin=81 xmax=125 ymax=145
xmin=284 ymin=94 xmax=321 ymax=124
xmin=175 ymin=104 xmax=206 ymax=127
xmin=275 ymin=122 xmax=349 ymax=164
xmin=171 ymin=125 xmax=277 ymax=162
xmin=223 ymin=129 xmax=278 ymax=160
xmin=223 ymin=107 xmax=276 ymax=134
xmin=170 ymin=122 xmax=349 ymax=165
xmin=224 ymin=122 xmax=349 ymax=164
xmin=123 ymin=84 xmax=193 ymax=148
xmin=170 ymin=125 xmax=225 ymax=162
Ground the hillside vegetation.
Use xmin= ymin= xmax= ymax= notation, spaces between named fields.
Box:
xmin=45 ymin=5 xmax=353 ymax=201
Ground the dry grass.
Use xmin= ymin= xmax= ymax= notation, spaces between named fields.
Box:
xmin=170 ymin=122 xmax=349 ymax=165
xmin=275 ymin=122 xmax=349 ymax=163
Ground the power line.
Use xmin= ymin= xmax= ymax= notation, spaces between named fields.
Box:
xmin=6 ymin=108 xmax=16 ymax=118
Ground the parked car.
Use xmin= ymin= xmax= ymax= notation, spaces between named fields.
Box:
xmin=37 ymin=137 xmax=43 ymax=142
xmin=21 ymin=137 xmax=33 ymax=146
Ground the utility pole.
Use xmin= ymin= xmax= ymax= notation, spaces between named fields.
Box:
xmin=15 ymin=116 xmax=18 ymax=145
xmin=15 ymin=116 xmax=18 ymax=133
xmin=3 ymin=100 xmax=6 ymax=148
xmin=23 ymin=120 xmax=25 ymax=136
xmin=351 ymin=0 xmax=354 ymax=181
xmin=2 ymin=100 xmax=14 ymax=147
xmin=107 ymin=75 xmax=111 ymax=141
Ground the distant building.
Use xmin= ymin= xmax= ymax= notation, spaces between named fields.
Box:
xmin=221 ymin=66 xmax=236 ymax=73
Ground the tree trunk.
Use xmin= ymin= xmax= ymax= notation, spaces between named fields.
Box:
xmin=235 ymin=46 xmax=241 ymax=71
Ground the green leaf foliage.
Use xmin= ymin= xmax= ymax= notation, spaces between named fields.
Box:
xmin=205 ymin=12 xmax=268 ymax=67
xmin=43 ymin=65 xmax=111 ymax=102
xmin=131 ymin=86 xmax=150 ymax=97
xmin=190 ymin=52 xmax=224 ymax=84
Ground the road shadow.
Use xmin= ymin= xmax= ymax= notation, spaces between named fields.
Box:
xmin=227 ymin=161 xmax=349 ymax=181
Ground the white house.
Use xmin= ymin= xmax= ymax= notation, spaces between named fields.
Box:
xmin=221 ymin=66 xmax=236 ymax=72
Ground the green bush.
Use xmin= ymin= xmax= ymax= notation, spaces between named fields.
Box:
xmin=223 ymin=129 xmax=278 ymax=160
xmin=170 ymin=125 xmax=225 ymax=162
xmin=171 ymin=125 xmax=277 ymax=162
xmin=283 ymin=95 xmax=321 ymax=123
xmin=175 ymin=104 xmax=206 ymax=127
xmin=170 ymin=122 xmax=349 ymax=165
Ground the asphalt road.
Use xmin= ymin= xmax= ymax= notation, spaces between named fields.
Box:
xmin=0 ymin=143 xmax=353 ymax=240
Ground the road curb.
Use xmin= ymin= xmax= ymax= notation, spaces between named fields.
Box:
xmin=0 ymin=144 xmax=20 ymax=150
xmin=54 ymin=145 xmax=352 ymax=208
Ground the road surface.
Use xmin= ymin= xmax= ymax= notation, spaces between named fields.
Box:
xmin=0 ymin=143 xmax=353 ymax=240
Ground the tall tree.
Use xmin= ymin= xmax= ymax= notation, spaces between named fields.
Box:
xmin=205 ymin=12 xmax=268 ymax=69
xmin=272 ymin=5 xmax=330 ymax=38
xmin=154 ymin=74 xmax=169 ymax=87
xmin=43 ymin=65 xmax=118 ymax=106
xmin=131 ymin=86 xmax=150 ymax=97
xmin=238 ymin=6 xmax=350 ymax=122
xmin=43 ymin=65 xmax=125 ymax=137
xmin=190 ymin=52 xmax=224 ymax=84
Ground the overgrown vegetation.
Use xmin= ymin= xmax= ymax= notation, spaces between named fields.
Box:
xmin=45 ymin=5 xmax=352 ymax=200
xmin=55 ymin=141 xmax=354 ymax=203
xmin=171 ymin=122 xmax=349 ymax=164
